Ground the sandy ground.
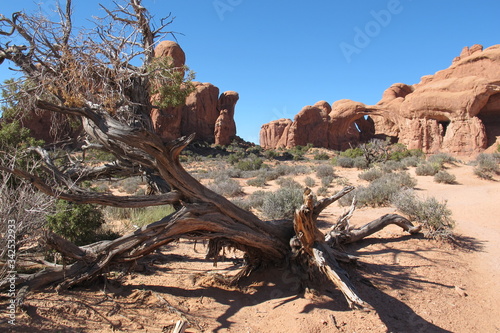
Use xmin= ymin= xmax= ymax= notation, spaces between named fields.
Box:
xmin=1 ymin=162 xmax=499 ymax=333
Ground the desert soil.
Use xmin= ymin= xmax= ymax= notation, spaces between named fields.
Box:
xmin=1 ymin=162 xmax=499 ymax=333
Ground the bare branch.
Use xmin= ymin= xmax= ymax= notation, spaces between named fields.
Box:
xmin=313 ymin=186 xmax=355 ymax=220
xmin=0 ymin=166 xmax=182 ymax=208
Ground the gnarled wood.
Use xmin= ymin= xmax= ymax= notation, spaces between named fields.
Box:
xmin=292 ymin=187 xmax=421 ymax=309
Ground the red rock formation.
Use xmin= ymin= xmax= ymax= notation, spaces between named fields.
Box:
xmin=286 ymin=104 xmax=329 ymax=148
xmin=151 ymin=41 xmax=239 ymax=144
xmin=260 ymin=44 xmax=500 ymax=154
xmin=215 ymin=91 xmax=239 ymax=145
xmin=260 ymin=119 xmax=292 ymax=149
xmin=181 ymin=82 xmax=220 ymax=141
xmin=154 ymin=40 xmax=186 ymax=68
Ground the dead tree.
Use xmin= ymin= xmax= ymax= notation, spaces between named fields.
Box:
xmin=0 ymin=0 xmax=421 ymax=309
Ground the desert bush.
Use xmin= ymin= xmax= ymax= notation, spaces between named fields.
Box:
xmin=236 ymin=154 xmax=263 ymax=171
xmin=231 ymin=197 xmax=253 ymax=211
xmin=473 ymin=153 xmax=500 ymax=179
xmin=340 ymin=147 xmax=364 ymax=158
xmin=263 ymin=149 xmax=278 ymax=160
xmin=358 ymin=168 xmax=384 ymax=182
xmin=433 ymin=170 xmax=456 ymax=184
xmin=260 ymin=187 xmax=304 ymax=220
xmin=392 ymin=189 xmax=455 ymax=239
xmin=401 ymin=155 xmax=422 ymax=168
xmin=276 ymin=177 xmax=302 ymax=189
xmin=388 ymin=144 xmax=424 ymax=161
xmin=208 ymin=176 xmax=243 ymax=197
xmin=321 ymin=175 xmax=334 ymax=187
xmin=232 ymin=190 xmax=267 ymax=211
xmin=353 ymin=156 xmax=370 ymax=169
xmin=266 ymin=164 xmax=310 ymax=178
xmin=247 ymin=175 xmax=267 ymax=187
xmin=335 ymin=156 xmax=355 ymax=168
xmin=316 ymin=186 xmax=329 ymax=197
xmin=119 ymin=176 xmax=144 ymax=194
xmin=316 ymin=164 xmax=336 ymax=178
xmin=428 ymin=153 xmax=457 ymax=166
xmin=341 ymin=172 xmax=416 ymax=207
xmin=380 ymin=160 xmax=405 ymax=173
xmin=415 ymin=162 xmax=440 ymax=176
xmin=47 ymin=200 xmax=116 ymax=245
xmin=313 ymin=152 xmax=330 ymax=160
xmin=206 ymin=166 xmax=242 ymax=179
xmin=304 ymin=176 xmax=316 ymax=187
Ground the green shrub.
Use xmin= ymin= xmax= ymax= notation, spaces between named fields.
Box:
xmin=208 ymin=176 xmax=243 ymax=197
xmin=358 ymin=168 xmax=384 ymax=182
xmin=392 ymin=189 xmax=455 ymax=239
xmin=428 ymin=153 xmax=457 ymax=166
xmin=207 ymin=167 xmax=242 ymax=179
xmin=401 ymin=156 xmax=422 ymax=168
xmin=119 ymin=177 xmax=144 ymax=194
xmin=389 ymin=144 xmax=424 ymax=161
xmin=231 ymin=197 xmax=253 ymax=211
xmin=47 ymin=200 xmax=110 ymax=245
xmin=276 ymin=177 xmax=302 ymax=189
xmin=304 ymin=176 xmax=316 ymax=187
xmin=341 ymin=172 xmax=417 ymax=207
xmin=340 ymin=147 xmax=364 ymax=158
xmin=415 ymin=162 xmax=440 ymax=176
xmin=353 ymin=156 xmax=369 ymax=169
xmin=316 ymin=186 xmax=329 ymax=197
xmin=316 ymin=164 xmax=336 ymax=178
xmin=473 ymin=153 xmax=500 ymax=179
xmin=380 ymin=160 xmax=405 ymax=173
xmin=236 ymin=155 xmax=263 ymax=171
xmin=335 ymin=156 xmax=355 ymax=168
xmin=247 ymin=175 xmax=267 ymax=187
xmin=433 ymin=170 xmax=456 ymax=184
xmin=260 ymin=187 xmax=303 ymax=220
xmin=264 ymin=149 xmax=278 ymax=160
xmin=321 ymin=175 xmax=334 ymax=187
xmin=313 ymin=152 xmax=330 ymax=160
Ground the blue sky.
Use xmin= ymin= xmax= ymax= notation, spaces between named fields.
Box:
xmin=1 ymin=0 xmax=499 ymax=143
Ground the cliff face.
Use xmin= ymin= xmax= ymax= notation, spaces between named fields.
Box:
xmin=260 ymin=44 xmax=500 ymax=154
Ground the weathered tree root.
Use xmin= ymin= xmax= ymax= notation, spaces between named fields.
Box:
xmin=292 ymin=187 xmax=421 ymax=309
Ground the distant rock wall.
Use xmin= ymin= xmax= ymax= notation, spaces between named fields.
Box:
xmin=260 ymin=44 xmax=500 ymax=154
